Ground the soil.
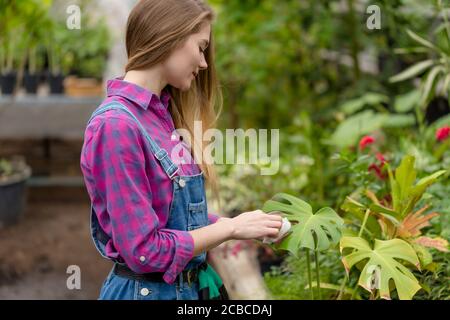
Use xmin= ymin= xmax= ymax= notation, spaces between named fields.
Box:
xmin=0 ymin=195 xmax=111 ymax=300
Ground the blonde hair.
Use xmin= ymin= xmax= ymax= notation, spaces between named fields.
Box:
xmin=125 ymin=0 xmax=222 ymax=201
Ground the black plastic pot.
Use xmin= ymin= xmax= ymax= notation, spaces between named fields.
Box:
xmin=0 ymin=166 xmax=31 ymax=228
xmin=23 ymin=72 xmax=40 ymax=94
xmin=426 ymin=97 xmax=450 ymax=124
xmin=0 ymin=72 xmax=17 ymax=95
xmin=48 ymin=73 xmax=64 ymax=94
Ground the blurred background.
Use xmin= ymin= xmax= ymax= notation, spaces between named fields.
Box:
xmin=0 ymin=0 xmax=449 ymax=300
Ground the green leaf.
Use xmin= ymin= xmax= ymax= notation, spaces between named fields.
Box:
xmin=339 ymin=97 xmax=366 ymax=115
xmin=339 ymin=93 xmax=388 ymax=115
xmin=389 ymin=156 xmax=446 ymax=218
xmin=392 ymin=155 xmax=416 ymax=213
xmin=262 ymin=193 xmax=343 ymax=254
xmin=411 ymin=170 xmax=446 ymax=196
xmin=341 ymin=196 xmax=366 ymax=212
xmin=342 ymin=198 xmax=381 ymax=238
xmin=383 ymin=114 xmax=416 ymax=128
xmin=329 ymin=111 xmax=387 ymax=148
xmin=369 ymin=204 xmax=401 ymax=221
xmin=340 ymin=237 xmax=421 ymax=300
xmin=411 ymin=243 xmax=433 ymax=268
xmin=394 ymin=90 xmax=421 ymax=113
xmin=420 ymin=66 xmax=444 ymax=106
xmin=389 ymin=59 xmax=434 ymax=83
xmin=363 ymin=93 xmax=389 ymax=106
xmin=402 ymin=170 xmax=446 ymax=217
xmin=406 ymin=29 xmax=439 ymax=52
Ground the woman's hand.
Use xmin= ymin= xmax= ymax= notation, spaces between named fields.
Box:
xmin=189 ymin=211 xmax=283 ymax=256
xmin=220 ymin=210 xmax=283 ymax=241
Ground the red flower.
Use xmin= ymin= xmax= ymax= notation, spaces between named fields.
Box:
xmin=368 ymin=153 xmax=388 ymax=180
xmin=359 ymin=135 xmax=375 ymax=151
xmin=375 ymin=152 xmax=386 ymax=164
xmin=436 ymin=126 xmax=450 ymax=142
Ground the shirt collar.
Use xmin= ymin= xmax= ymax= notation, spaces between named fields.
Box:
xmin=106 ymin=77 xmax=171 ymax=110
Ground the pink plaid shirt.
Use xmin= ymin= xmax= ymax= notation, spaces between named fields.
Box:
xmin=80 ymin=78 xmax=219 ymax=283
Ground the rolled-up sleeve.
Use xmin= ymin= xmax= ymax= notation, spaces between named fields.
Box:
xmin=85 ymin=115 xmax=194 ymax=284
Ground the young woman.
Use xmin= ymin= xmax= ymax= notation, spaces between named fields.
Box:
xmin=80 ymin=0 xmax=283 ymax=300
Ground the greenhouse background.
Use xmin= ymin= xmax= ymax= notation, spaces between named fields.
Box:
xmin=0 ymin=0 xmax=449 ymax=300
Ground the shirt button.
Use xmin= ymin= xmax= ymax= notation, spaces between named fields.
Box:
xmin=180 ymin=159 xmax=186 ymax=165
xmin=140 ymin=288 xmax=150 ymax=296
xmin=179 ymin=179 xmax=186 ymax=188
xmin=139 ymin=256 xmax=146 ymax=263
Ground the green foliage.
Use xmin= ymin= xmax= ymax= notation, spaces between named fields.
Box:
xmin=0 ymin=1 xmax=110 ymax=78
xmin=262 ymin=193 xmax=343 ymax=254
xmin=203 ymin=0 xmax=450 ymax=300
xmin=340 ymin=237 xmax=421 ymax=300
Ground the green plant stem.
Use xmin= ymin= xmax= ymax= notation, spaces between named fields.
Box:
xmin=351 ymin=286 xmax=359 ymax=300
xmin=415 ymin=104 xmax=426 ymax=148
xmin=359 ymin=208 xmax=371 ymax=238
xmin=314 ymin=250 xmax=322 ymax=300
xmin=337 ymin=274 xmax=348 ymax=300
xmin=305 ymin=248 xmax=314 ymax=300
xmin=349 ymin=208 xmax=371 ymax=300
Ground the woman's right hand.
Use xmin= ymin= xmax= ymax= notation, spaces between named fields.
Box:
xmin=224 ymin=210 xmax=283 ymax=241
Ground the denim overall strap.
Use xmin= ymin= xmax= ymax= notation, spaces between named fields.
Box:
xmin=87 ymin=102 xmax=179 ymax=179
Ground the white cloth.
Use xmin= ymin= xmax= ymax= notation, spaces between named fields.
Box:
xmin=263 ymin=217 xmax=291 ymax=244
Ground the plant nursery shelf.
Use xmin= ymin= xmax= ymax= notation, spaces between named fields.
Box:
xmin=0 ymin=96 xmax=102 ymax=140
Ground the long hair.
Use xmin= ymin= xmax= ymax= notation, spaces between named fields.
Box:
xmin=125 ymin=0 xmax=223 ymax=201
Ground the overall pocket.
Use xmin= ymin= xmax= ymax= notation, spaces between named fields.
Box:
xmin=187 ymin=199 xmax=208 ymax=266
xmin=187 ymin=198 xmax=208 ymax=231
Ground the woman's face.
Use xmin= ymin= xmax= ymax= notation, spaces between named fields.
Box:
xmin=162 ymin=22 xmax=210 ymax=91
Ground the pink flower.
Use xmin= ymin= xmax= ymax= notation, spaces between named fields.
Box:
xmin=359 ymin=135 xmax=375 ymax=151
xmin=436 ymin=126 xmax=450 ymax=142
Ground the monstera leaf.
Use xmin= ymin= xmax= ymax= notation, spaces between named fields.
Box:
xmin=262 ymin=193 xmax=344 ymax=255
xmin=340 ymin=236 xmax=421 ymax=300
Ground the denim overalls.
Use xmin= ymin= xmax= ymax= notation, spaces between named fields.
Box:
xmin=87 ymin=102 xmax=209 ymax=300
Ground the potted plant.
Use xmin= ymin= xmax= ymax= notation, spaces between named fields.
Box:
xmin=63 ymin=18 xmax=110 ymax=97
xmin=23 ymin=46 xmax=45 ymax=94
xmin=0 ymin=157 xmax=32 ymax=228
xmin=0 ymin=1 xmax=46 ymax=96
xmin=0 ymin=5 xmax=21 ymax=95
xmin=23 ymin=1 xmax=50 ymax=94
xmin=46 ymin=19 xmax=73 ymax=95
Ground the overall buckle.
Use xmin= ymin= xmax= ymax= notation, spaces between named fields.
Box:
xmin=186 ymin=269 xmax=194 ymax=286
